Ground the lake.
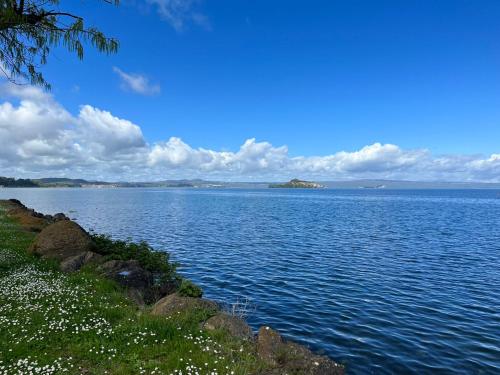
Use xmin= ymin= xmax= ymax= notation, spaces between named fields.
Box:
xmin=1 ymin=188 xmax=499 ymax=374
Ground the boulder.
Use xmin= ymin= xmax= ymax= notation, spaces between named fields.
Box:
xmin=4 ymin=200 xmax=68 ymax=229
xmin=60 ymin=251 xmax=103 ymax=272
xmin=52 ymin=213 xmax=69 ymax=222
xmin=126 ymin=288 xmax=145 ymax=307
xmin=29 ymin=220 xmax=94 ymax=260
xmin=157 ymin=280 xmax=179 ymax=297
xmin=146 ymin=280 xmax=179 ymax=305
xmin=99 ymin=259 xmax=158 ymax=304
xmin=203 ymin=313 xmax=253 ymax=340
xmin=151 ymin=293 xmax=219 ymax=317
xmin=7 ymin=198 xmax=23 ymax=206
xmin=278 ymin=342 xmax=344 ymax=375
xmin=256 ymin=326 xmax=344 ymax=375
xmin=98 ymin=260 xmax=179 ymax=305
xmin=99 ymin=260 xmax=153 ymax=289
xmin=6 ymin=200 xmax=50 ymax=232
xmin=257 ymin=326 xmax=284 ymax=365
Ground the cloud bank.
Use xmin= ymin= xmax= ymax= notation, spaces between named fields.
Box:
xmin=0 ymin=84 xmax=499 ymax=182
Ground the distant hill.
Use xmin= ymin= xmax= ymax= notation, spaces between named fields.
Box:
xmin=33 ymin=178 xmax=111 ymax=187
xmin=119 ymin=181 xmax=195 ymax=188
xmin=0 ymin=177 xmax=39 ymax=187
xmin=36 ymin=178 xmax=94 ymax=184
xmin=269 ymin=179 xmax=325 ymax=189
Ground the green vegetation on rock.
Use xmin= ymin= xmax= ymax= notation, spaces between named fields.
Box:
xmin=91 ymin=233 xmax=179 ymax=285
xmin=178 ymin=279 xmax=204 ymax=298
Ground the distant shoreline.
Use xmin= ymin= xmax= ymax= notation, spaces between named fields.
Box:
xmin=2 ymin=185 xmax=500 ymax=190
xmin=2 ymin=176 xmax=500 ymax=189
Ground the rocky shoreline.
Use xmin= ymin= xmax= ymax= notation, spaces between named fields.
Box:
xmin=1 ymin=199 xmax=344 ymax=375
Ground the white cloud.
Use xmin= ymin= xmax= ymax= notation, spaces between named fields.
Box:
xmin=148 ymin=138 xmax=289 ymax=173
xmin=113 ymin=67 xmax=160 ymax=96
xmin=289 ymin=143 xmax=427 ymax=176
xmin=0 ymin=83 xmax=499 ymax=182
xmin=78 ymin=105 xmax=146 ymax=154
xmin=147 ymin=0 xmax=210 ymax=31
xmin=0 ymin=84 xmax=147 ymax=178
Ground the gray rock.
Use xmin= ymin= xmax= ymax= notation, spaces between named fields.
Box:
xmin=60 ymin=251 xmax=103 ymax=272
xmin=98 ymin=260 xmax=179 ymax=305
xmin=99 ymin=259 xmax=157 ymax=304
xmin=204 ymin=313 xmax=253 ymax=340
xmin=126 ymin=288 xmax=145 ymax=307
xmin=99 ymin=260 xmax=153 ymax=289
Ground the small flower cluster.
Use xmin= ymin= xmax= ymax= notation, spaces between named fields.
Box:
xmin=0 ymin=357 xmax=72 ymax=374
xmin=0 ymin=263 xmax=116 ymax=372
xmin=0 ymin=249 xmax=20 ymax=265
xmin=0 ymin=265 xmax=113 ymax=347
xmin=172 ymin=332 xmax=243 ymax=375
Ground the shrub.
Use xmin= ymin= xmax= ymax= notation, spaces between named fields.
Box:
xmin=90 ymin=234 xmax=178 ymax=285
xmin=178 ymin=279 xmax=203 ymax=298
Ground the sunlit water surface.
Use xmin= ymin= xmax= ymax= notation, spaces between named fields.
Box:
xmin=1 ymin=188 xmax=499 ymax=374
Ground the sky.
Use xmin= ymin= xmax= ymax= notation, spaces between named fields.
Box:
xmin=1 ymin=0 xmax=500 ymax=182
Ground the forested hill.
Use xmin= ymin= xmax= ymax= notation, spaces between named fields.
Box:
xmin=0 ymin=177 xmax=111 ymax=188
xmin=0 ymin=177 xmax=38 ymax=187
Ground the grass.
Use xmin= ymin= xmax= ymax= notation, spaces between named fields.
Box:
xmin=0 ymin=204 xmax=265 ymax=375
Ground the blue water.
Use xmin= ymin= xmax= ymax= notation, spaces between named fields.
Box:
xmin=1 ymin=188 xmax=499 ymax=374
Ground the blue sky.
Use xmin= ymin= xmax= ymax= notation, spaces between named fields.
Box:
xmin=1 ymin=0 xmax=500 ymax=181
